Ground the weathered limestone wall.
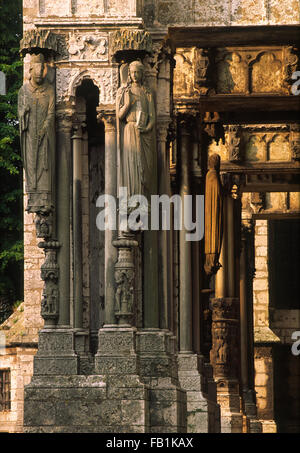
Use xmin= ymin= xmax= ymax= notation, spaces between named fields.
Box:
xmin=142 ymin=0 xmax=300 ymax=27
xmin=0 ymin=343 xmax=36 ymax=433
xmin=23 ymin=0 xmax=300 ymax=32
xmin=242 ymin=192 xmax=300 ymax=433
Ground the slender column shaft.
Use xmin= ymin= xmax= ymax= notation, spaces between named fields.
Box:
xmin=240 ymin=233 xmax=249 ymax=391
xmin=56 ymin=112 xmax=73 ymax=327
xmin=72 ymin=125 xmax=83 ymax=329
xmin=227 ymin=196 xmax=235 ymax=297
xmin=215 ymin=203 xmax=227 ymax=298
xmin=101 ymin=113 xmax=118 ymax=326
xmin=179 ymin=120 xmax=193 ymax=353
xmin=157 ymin=121 xmax=170 ymax=329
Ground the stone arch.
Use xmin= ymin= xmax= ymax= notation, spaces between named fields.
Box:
xmin=69 ymin=69 xmax=101 ymax=103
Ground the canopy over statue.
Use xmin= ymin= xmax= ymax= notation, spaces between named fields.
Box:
xmin=18 ymin=53 xmax=55 ymax=214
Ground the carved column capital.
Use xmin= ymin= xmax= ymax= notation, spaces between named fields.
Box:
xmin=56 ymin=109 xmax=74 ymax=133
xmin=157 ymin=117 xmax=171 ymax=143
xmin=97 ymin=109 xmax=116 ymax=131
xmin=176 ymin=112 xmax=197 ymax=136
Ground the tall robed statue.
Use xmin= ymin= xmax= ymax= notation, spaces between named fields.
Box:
xmin=204 ymin=153 xmax=224 ymax=276
xmin=116 ymin=60 xmax=156 ymax=200
xmin=18 ymin=53 xmax=55 ymax=214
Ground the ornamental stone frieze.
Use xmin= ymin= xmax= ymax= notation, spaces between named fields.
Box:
xmin=173 ymin=46 xmax=299 ymax=99
xmin=110 ymin=28 xmax=153 ymax=58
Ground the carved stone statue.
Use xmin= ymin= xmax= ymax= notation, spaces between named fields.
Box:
xmin=204 ymin=153 xmax=223 ymax=275
xmin=18 ymin=53 xmax=55 ymax=214
xmin=116 ymin=60 xmax=156 ymax=200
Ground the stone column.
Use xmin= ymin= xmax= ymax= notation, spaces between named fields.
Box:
xmin=28 ymin=108 xmax=78 ymax=377
xmin=157 ymin=118 xmax=171 ymax=330
xmin=176 ymin=115 xmax=219 ymax=433
xmin=56 ymin=110 xmax=73 ymax=328
xmin=240 ymin=222 xmax=262 ymax=432
xmin=97 ymin=110 xmax=118 ymax=327
xmin=210 ymin=183 xmax=243 ymax=432
xmin=215 ymin=209 xmax=227 ymax=299
xmin=179 ymin=118 xmax=193 ymax=354
xmin=72 ymin=120 xmax=83 ymax=329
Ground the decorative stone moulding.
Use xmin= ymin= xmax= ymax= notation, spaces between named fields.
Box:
xmin=20 ymin=29 xmax=59 ymax=57
xmin=110 ymin=28 xmax=153 ymax=60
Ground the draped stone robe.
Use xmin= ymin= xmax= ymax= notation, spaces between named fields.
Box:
xmin=18 ymin=80 xmax=55 ymax=213
xmin=116 ymin=83 xmax=156 ymax=200
xmin=204 ymin=158 xmax=223 ymax=275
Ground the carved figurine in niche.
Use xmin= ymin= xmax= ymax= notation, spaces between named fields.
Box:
xmin=252 ymin=52 xmax=282 ymax=93
xmin=226 ymin=125 xmax=241 ymax=162
xmin=116 ymin=61 xmax=156 ymax=200
xmin=204 ymin=153 xmax=223 ymax=276
xmin=18 ymin=53 xmax=55 ymax=214
xmin=217 ymin=52 xmax=247 ymax=94
xmin=115 ymin=269 xmax=134 ymax=314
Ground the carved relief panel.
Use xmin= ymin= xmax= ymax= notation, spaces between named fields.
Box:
xmin=67 ymin=32 xmax=108 ymax=61
xmin=215 ymin=47 xmax=299 ymax=95
xmin=173 ymin=48 xmax=194 ymax=98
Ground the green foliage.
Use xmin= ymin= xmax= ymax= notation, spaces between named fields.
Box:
xmin=0 ymin=0 xmax=23 ymax=300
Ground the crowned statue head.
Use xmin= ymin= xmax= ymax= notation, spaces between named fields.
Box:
xmin=29 ymin=53 xmax=45 ymax=86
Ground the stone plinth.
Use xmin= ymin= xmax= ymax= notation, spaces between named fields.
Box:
xmin=178 ymin=353 xmax=220 ymax=433
xmin=95 ymin=326 xmax=150 ymax=432
xmin=136 ymin=329 xmax=187 ymax=433
xmin=24 ymin=375 xmax=107 ymax=433
xmin=33 ymin=328 xmax=78 ymax=375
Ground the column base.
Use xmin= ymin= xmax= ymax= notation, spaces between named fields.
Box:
xmin=136 ymin=329 xmax=187 ymax=433
xmin=177 ymin=353 xmax=220 ymax=433
xmin=33 ymin=328 xmax=78 ymax=375
xmin=94 ymin=326 xmax=150 ymax=432
xmin=215 ymin=379 xmax=243 ymax=433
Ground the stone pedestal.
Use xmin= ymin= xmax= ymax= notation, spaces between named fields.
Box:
xmin=33 ymin=328 xmax=78 ymax=375
xmin=136 ymin=329 xmax=187 ymax=433
xmin=95 ymin=326 xmax=150 ymax=432
xmin=210 ymin=297 xmax=243 ymax=433
xmin=24 ymin=375 xmax=107 ymax=433
xmin=178 ymin=353 xmax=220 ymax=433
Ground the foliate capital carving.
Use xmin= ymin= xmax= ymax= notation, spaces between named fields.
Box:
xmin=110 ymin=29 xmax=153 ymax=57
xmin=20 ymin=29 xmax=59 ymax=57
xmin=96 ymin=108 xmax=116 ymax=131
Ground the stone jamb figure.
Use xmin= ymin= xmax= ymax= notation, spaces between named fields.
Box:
xmin=18 ymin=53 xmax=55 ymax=214
xmin=116 ymin=60 xmax=156 ymax=202
xmin=204 ymin=153 xmax=224 ymax=275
